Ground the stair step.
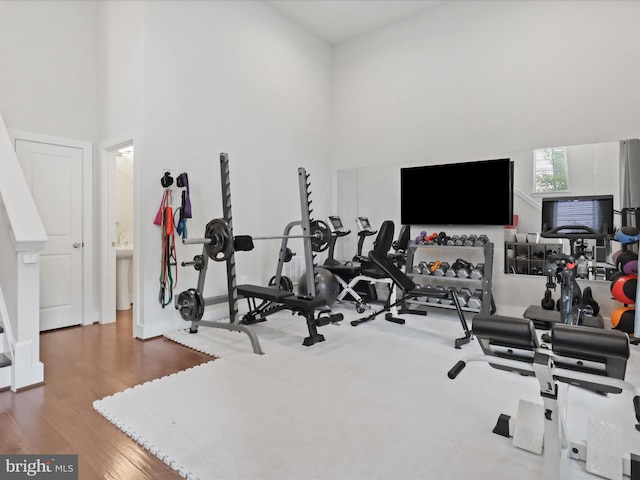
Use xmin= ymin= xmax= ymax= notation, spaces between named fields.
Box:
xmin=0 ymin=353 xmax=11 ymax=368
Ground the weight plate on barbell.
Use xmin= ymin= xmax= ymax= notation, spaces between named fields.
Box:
xmin=204 ymin=218 xmax=233 ymax=262
xmin=309 ymin=219 xmax=330 ymax=252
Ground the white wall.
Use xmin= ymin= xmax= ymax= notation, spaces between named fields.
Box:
xmin=0 ymin=1 xmax=100 ymax=141
xmin=333 ymin=1 xmax=640 ymax=172
xmin=331 ymin=0 xmax=640 ymax=319
xmin=136 ymin=1 xmax=333 ymax=337
xmin=98 ymin=0 xmax=144 ymax=141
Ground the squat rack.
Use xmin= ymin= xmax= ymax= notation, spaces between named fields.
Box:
xmin=177 ymin=152 xmax=328 ymax=353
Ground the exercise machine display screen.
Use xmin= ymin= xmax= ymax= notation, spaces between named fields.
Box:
xmin=357 ymin=217 xmax=373 ymax=232
xmin=327 ymin=216 xmax=347 ymax=233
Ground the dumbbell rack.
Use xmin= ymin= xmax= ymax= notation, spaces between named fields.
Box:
xmin=404 ymin=241 xmax=494 ymax=316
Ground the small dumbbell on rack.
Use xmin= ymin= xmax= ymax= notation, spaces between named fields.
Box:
xmin=455 ymin=287 xmax=473 ymax=307
xmin=432 ymin=261 xmax=450 ymax=276
xmin=454 ymin=235 xmax=468 ymax=246
xmin=447 ymin=259 xmax=472 ymax=278
xmin=466 ymin=289 xmax=484 ymax=310
xmin=427 ymin=285 xmax=447 ymax=303
xmin=470 ymin=263 xmax=484 ymax=280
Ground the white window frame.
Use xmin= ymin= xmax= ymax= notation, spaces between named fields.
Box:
xmin=533 ymin=146 xmax=569 ymax=194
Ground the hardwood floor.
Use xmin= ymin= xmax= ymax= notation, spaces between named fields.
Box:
xmin=0 ymin=309 xmax=213 ymax=479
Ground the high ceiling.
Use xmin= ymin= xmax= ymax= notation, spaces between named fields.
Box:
xmin=265 ymin=0 xmax=447 ymax=45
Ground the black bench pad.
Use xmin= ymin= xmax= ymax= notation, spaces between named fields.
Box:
xmin=237 ymin=284 xmax=294 ymax=302
xmin=237 ymin=284 xmax=327 ymax=309
xmin=280 ymin=295 xmax=327 ymax=309
xmin=323 ymin=264 xmax=362 ymax=277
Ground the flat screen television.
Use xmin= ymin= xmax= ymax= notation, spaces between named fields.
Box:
xmin=400 ymin=158 xmax=514 ymax=225
xmin=540 ymin=194 xmax=614 ymax=238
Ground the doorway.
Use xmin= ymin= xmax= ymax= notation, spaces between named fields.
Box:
xmin=11 ymin=130 xmax=94 ymax=330
xmin=100 ymin=139 xmax=136 ymax=328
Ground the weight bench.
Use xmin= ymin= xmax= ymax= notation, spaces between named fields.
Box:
xmin=237 ymin=284 xmax=344 ymax=346
xmin=449 ymin=315 xmax=640 ymax=479
xmin=351 ymin=249 xmax=473 ymax=349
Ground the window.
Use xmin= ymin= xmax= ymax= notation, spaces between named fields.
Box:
xmin=534 ymin=147 xmax=569 ymax=193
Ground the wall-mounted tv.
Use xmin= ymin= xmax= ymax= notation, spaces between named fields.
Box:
xmin=400 ymin=158 xmax=514 ymax=225
xmin=540 ymin=194 xmax=614 ymax=238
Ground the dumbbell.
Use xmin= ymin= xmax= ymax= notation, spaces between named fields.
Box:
xmin=470 ymin=263 xmax=484 ymax=280
xmin=434 ymin=231 xmax=447 ymax=245
xmin=475 ymin=235 xmax=489 ymax=247
xmin=455 ymin=235 xmax=467 ymax=246
xmin=440 ymin=289 xmax=453 ymax=305
xmin=448 ymin=259 xmax=472 ymax=278
xmin=455 ymin=287 xmax=473 ymax=307
xmin=421 ymin=232 xmax=438 ymax=245
xmin=467 ymin=289 xmax=484 ymax=310
xmin=464 ymin=235 xmax=476 ymax=246
xmin=426 ymin=261 xmax=440 ymax=274
xmin=446 ymin=235 xmax=458 ymax=246
xmin=432 ymin=261 xmax=450 ymax=276
xmin=417 ymin=261 xmax=430 ymax=274
xmin=427 ymin=285 xmax=447 ymax=303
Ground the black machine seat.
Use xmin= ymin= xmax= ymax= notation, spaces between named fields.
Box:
xmin=321 ymin=263 xmax=362 ymax=277
xmin=552 ymin=323 xmax=630 ymax=393
xmin=388 ymin=224 xmax=411 ymax=267
xmin=237 ymin=284 xmax=295 ymax=303
xmin=278 ymin=295 xmax=327 ymax=310
xmin=367 ymin=249 xmax=417 ymax=293
xmin=356 ymin=220 xmax=395 ymax=271
xmin=472 ymin=315 xmax=539 ymax=377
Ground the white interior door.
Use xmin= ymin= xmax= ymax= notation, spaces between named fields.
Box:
xmin=15 ymin=140 xmax=83 ymax=331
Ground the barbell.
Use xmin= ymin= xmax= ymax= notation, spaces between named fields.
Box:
xmin=183 ymin=218 xmax=331 ymax=262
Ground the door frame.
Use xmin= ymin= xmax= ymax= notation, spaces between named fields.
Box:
xmin=100 ymin=136 xmax=137 ymax=328
xmin=9 ymin=130 xmax=94 ymax=326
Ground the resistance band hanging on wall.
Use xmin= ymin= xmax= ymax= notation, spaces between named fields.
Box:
xmin=155 ymin=171 xmax=178 ymax=307
xmin=175 ymin=172 xmax=192 ymax=239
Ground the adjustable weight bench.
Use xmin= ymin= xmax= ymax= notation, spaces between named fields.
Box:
xmin=449 ymin=315 xmax=640 ymax=479
xmin=351 ymin=249 xmax=473 ymax=349
xmin=237 ymin=284 xmax=343 ymax=347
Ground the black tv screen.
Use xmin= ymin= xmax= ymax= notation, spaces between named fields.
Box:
xmin=400 ymin=158 xmax=514 ymax=225
xmin=541 ymin=195 xmax=614 ymax=236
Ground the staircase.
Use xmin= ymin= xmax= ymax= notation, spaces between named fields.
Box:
xmin=0 ymin=323 xmax=11 ymax=390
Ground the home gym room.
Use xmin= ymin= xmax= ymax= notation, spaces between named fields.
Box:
xmin=0 ymin=1 xmax=639 ymax=479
